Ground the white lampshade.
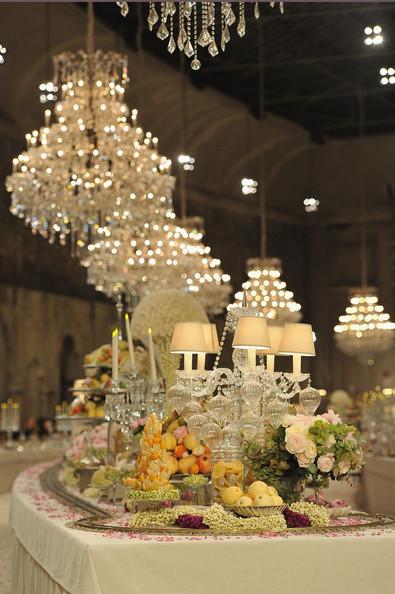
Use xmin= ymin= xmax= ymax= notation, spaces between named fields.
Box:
xmin=257 ymin=325 xmax=284 ymax=355
xmin=278 ymin=323 xmax=316 ymax=357
xmin=201 ymin=323 xmax=220 ymax=353
xmin=232 ymin=316 xmax=270 ymax=350
xmin=170 ymin=322 xmax=207 ymax=354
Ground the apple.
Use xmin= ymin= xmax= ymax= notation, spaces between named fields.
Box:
xmin=197 ymin=454 xmax=211 ymax=474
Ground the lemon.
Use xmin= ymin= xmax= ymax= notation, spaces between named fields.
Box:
xmin=272 ymin=495 xmax=284 ymax=505
xmin=221 ymin=486 xmax=244 ymax=505
xmin=237 ymin=495 xmax=253 ymax=506
xmin=267 ymin=486 xmax=278 ymax=496
xmin=253 ymin=494 xmax=274 ymax=507
xmin=247 ymin=481 xmax=269 ymax=499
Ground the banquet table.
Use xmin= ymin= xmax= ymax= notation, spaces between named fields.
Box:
xmin=363 ymin=455 xmax=395 ymax=515
xmin=10 ymin=461 xmax=395 ymax=594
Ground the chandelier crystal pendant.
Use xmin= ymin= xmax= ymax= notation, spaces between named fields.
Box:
xmin=334 ymin=287 xmax=395 ymax=363
xmin=117 ymin=2 xmax=283 ymax=70
xmin=229 ymin=257 xmax=302 ymax=323
xmin=6 ymin=52 xmax=175 ymax=252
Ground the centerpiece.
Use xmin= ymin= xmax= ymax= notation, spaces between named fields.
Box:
xmin=244 ymin=410 xmax=364 ymax=502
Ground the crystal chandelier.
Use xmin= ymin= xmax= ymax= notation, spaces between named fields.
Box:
xmin=81 ymin=215 xmax=231 ymax=315
xmin=229 ymin=257 xmax=302 ymax=323
xmin=178 ymin=217 xmax=232 ymax=316
xmin=6 ymin=51 xmax=174 ymax=251
xmin=334 ymin=287 xmax=395 ymax=363
xmin=118 ymin=2 xmax=283 ymax=70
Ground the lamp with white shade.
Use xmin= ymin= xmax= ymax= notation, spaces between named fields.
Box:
xmin=197 ymin=323 xmax=220 ymax=371
xmin=278 ymin=323 xmax=315 ymax=374
xmin=170 ymin=322 xmax=208 ymax=372
xmin=232 ymin=316 xmax=270 ymax=368
xmin=263 ymin=325 xmax=284 ymax=372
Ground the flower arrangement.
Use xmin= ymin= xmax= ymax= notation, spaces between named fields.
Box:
xmin=244 ymin=410 xmax=364 ymax=502
xmin=131 ymin=289 xmax=208 ymax=387
xmin=64 ymin=423 xmax=108 ymax=466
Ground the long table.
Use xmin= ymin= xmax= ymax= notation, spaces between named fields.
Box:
xmin=364 ymin=455 xmax=395 ymax=515
xmin=10 ymin=461 xmax=395 ymax=594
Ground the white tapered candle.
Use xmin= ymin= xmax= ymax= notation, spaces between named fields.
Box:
xmin=112 ymin=329 xmax=119 ymax=383
xmin=147 ymin=328 xmax=157 ymax=381
xmin=125 ymin=313 xmax=136 ymax=368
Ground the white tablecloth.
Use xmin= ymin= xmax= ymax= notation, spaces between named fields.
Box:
xmin=364 ymin=456 xmax=395 ymax=515
xmin=10 ymin=461 xmax=395 ymax=594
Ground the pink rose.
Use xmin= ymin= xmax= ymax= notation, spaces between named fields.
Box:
xmin=131 ymin=420 xmax=139 ymax=431
xmin=338 ymin=460 xmax=350 ymax=475
xmin=173 ymin=425 xmax=188 ymax=440
xmin=297 ymin=452 xmax=315 ymax=468
xmin=345 ymin=431 xmax=356 ymax=443
xmin=285 ymin=428 xmax=308 ymax=454
xmin=317 ymin=453 xmax=335 ymax=473
xmin=320 ymin=409 xmax=342 ymax=425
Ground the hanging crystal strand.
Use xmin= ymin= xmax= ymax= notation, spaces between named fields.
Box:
xmin=184 ymin=5 xmax=194 ymax=58
xmin=177 ymin=2 xmax=187 ymax=51
xmin=167 ymin=11 xmax=176 ymax=53
xmin=208 ymin=3 xmax=219 ymax=57
xmin=116 ymin=2 xmax=129 ymax=17
xmin=254 ymin=1 xmax=260 ymax=20
xmin=237 ymin=2 xmax=246 ymax=37
xmin=224 ymin=2 xmax=236 ymax=27
xmin=147 ymin=2 xmax=159 ymax=31
xmin=157 ymin=2 xmax=169 ymax=40
xmin=198 ymin=2 xmax=211 ymax=48
xmin=191 ymin=2 xmax=201 ymax=69
xmin=221 ymin=4 xmax=226 ymax=52
xmin=280 ymin=2 xmax=285 ymax=14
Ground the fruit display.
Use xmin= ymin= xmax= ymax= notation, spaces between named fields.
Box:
xmin=69 ymin=396 xmax=105 ymax=418
xmin=211 ymin=458 xmax=244 ymax=502
xmin=125 ymin=413 xmax=172 ymax=492
xmin=84 ymin=340 xmax=130 ymax=368
xmin=220 ymin=480 xmax=284 ymax=507
xmin=161 ymin=416 xmax=212 ymax=476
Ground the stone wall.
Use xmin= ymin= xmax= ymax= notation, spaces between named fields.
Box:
xmin=0 ymin=284 xmax=115 ymax=419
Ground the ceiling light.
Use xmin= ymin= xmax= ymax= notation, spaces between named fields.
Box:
xmin=334 ymin=287 xmax=395 ymax=364
xmin=303 ymin=197 xmax=319 ymax=212
xmin=178 ymin=154 xmax=195 ymax=171
xmin=229 ymin=257 xmax=302 ymax=323
xmin=241 ymin=178 xmax=258 ymax=195
xmin=380 ymin=68 xmax=395 ymax=85
xmin=364 ymin=25 xmax=383 ymax=46
xmin=0 ymin=44 xmax=6 ymax=64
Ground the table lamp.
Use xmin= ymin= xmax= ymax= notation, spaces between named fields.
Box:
xmin=265 ymin=325 xmax=284 ymax=372
xmin=278 ymin=323 xmax=316 ymax=374
xmin=198 ymin=323 xmax=220 ymax=371
xmin=232 ymin=316 xmax=270 ymax=368
xmin=170 ymin=322 xmax=207 ymax=372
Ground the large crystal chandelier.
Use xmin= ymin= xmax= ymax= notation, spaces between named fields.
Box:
xmin=81 ymin=215 xmax=231 ymax=316
xmin=118 ymin=2 xmax=283 ymax=70
xmin=334 ymin=287 xmax=395 ymax=363
xmin=6 ymin=52 xmax=174 ymax=251
xmin=229 ymin=257 xmax=302 ymax=323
